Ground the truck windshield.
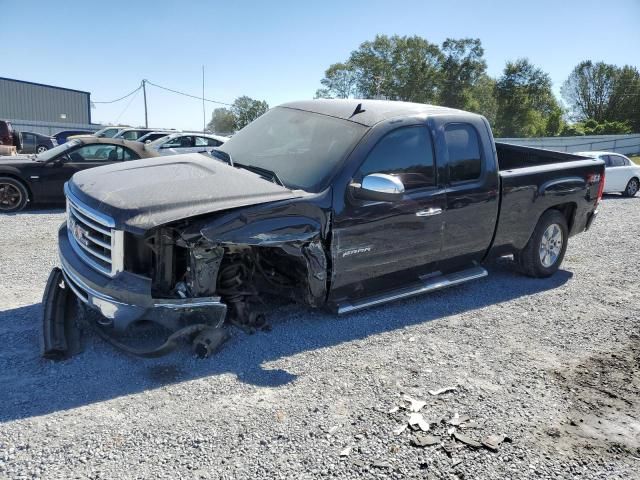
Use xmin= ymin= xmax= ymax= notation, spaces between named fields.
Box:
xmin=217 ymin=107 xmax=367 ymax=192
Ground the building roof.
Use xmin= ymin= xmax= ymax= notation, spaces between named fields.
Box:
xmin=0 ymin=77 xmax=90 ymax=96
xmin=280 ymin=98 xmax=471 ymax=127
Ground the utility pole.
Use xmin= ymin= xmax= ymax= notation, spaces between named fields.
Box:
xmin=202 ymin=66 xmax=206 ymax=133
xmin=142 ymin=79 xmax=148 ymax=128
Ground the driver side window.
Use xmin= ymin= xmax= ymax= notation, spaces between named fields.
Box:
xmin=358 ymin=126 xmax=436 ymax=190
xmin=68 ymin=144 xmax=124 ymax=162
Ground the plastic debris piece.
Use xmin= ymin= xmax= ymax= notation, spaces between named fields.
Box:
xmin=448 ymin=413 xmax=471 ymax=426
xmin=402 ymin=394 xmax=427 ymax=413
xmin=447 ymin=427 xmax=456 ymax=435
xmin=453 ymin=432 xmax=482 ymax=448
xmin=408 ymin=413 xmax=430 ymax=432
xmin=481 ymin=434 xmax=512 ymax=452
xmin=442 ymin=442 xmax=456 ymax=457
xmin=428 ymin=386 xmax=457 ymax=396
xmin=460 ymin=420 xmax=480 ymax=429
xmin=340 ymin=445 xmax=352 ymax=457
xmin=372 ymin=460 xmax=392 ymax=469
xmin=393 ymin=424 xmax=408 ymax=436
xmin=411 ymin=434 xmax=441 ymax=447
xmin=327 ymin=426 xmax=339 ymax=437
xmin=388 ymin=406 xmax=399 ymax=414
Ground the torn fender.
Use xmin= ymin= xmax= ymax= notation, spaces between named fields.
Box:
xmin=183 ymin=196 xmax=332 ymax=306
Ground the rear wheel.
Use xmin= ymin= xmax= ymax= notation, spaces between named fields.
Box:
xmin=518 ymin=210 xmax=568 ymax=278
xmin=36 ymin=145 xmax=48 ymax=154
xmin=0 ymin=177 xmax=29 ymax=212
xmin=623 ymin=178 xmax=639 ymax=197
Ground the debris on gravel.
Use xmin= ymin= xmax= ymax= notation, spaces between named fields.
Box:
xmin=1 ymin=197 xmax=639 ymax=479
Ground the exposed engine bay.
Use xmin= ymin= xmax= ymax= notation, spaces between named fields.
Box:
xmin=43 ymin=218 xmax=328 ymax=360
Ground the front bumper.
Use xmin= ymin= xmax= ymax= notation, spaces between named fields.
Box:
xmin=58 ymin=225 xmax=227 ymax=332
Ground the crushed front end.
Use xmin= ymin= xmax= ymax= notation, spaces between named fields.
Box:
xmin=43 ymin=182 xmax=329 ymax=360
xmin=43 ymin=186 xmax=228 ymax=359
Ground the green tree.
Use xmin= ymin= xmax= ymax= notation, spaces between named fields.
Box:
xmin=609 ymin=65 xmax=640 ymax=131
xmin=494 ymin=59 xmax=559 ymax=137
xmin=347 ymin=34 xmax=442 ymax=102
xmin=439 ymin=38 xmax=486 ymax=110
xmin=561 ymin=61 xmax=618 ymax=122
xmin=465 ymin=74 xmax=497 ymax=125
xmin=207 ymin=107 xmax=236 ymax=133
xmin=315 ymin=62 xmax=358 ymax=99
xmin=232 ymin=96 xmax=269 ymax=130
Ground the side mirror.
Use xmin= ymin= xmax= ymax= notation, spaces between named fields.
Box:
xmin=351 ymin=173 xmax=405 ymax=202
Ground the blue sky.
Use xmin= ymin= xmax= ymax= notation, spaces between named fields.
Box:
xmin=4 ymin=0 xmax=639 ymax=130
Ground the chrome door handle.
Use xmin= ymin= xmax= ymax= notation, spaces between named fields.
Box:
xmin=416 ymin=207 xmax=442 ymax=217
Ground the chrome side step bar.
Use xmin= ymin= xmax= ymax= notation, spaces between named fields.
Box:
xmin=337 ymin=265 xmax=488 ymax=315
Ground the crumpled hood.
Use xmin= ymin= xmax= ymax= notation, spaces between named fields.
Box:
xmin=68 ymin=153 xmax=305 ymax=234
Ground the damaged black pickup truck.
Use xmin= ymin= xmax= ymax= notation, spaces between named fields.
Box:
xmin=43 ymin=99 xmax=605 ymax=359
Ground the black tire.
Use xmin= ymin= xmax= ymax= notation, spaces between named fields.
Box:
xmin=0 ymin=176 xmax=29 ymax=213
xmin=622 ymin=177 xmax=639 ymax=197
xmin=518 ymin=210 xmax=568 ymax=278
xmin=36 ymin=145 xmax=49 ymax=154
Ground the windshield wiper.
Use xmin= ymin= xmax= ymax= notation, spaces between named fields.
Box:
xmin=211 ymin=149 xmax=283 ymax=186
xmin=211 ymin=148 xmax=234 ymax=166
xmin=234 ymin=163 xmax=284 ymax=187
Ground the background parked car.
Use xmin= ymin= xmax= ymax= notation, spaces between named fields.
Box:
xmin=67 ymin=126 xmax=129 ymax=141
xmin=146 ymin=132 xmax=227 ymax=156
xmin=53 ymin=129 xmax=95 ymax=145
xmin=113 ymin=128 xmax=174 ymax=141
xmin=137 ymin=131 xmax=172 ymax=143
xmin=0 ymin=120 xmax=21 ymax=150
xmin=0 ymin=137 xmax=159 ymax=212
xmin=20 ymin=131 xmax=57 ymax=154
xmin=576 ymin=151 xmax=640 ymax=197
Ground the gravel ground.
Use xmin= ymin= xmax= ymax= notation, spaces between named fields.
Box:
xmin=0 ymin=197 xmax=639 ymax=480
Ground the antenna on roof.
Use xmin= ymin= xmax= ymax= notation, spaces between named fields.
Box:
xmin=349 ymin=103 xmax=366 ymax=119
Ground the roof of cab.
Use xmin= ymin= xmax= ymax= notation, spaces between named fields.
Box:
xmin=280 ymin=99 xmax=473 ymax=127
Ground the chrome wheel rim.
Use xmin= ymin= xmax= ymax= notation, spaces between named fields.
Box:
xmin=36 ymin=146 xmax=48 ymax=153
xmin=0 ymin=183 xmax=22 ymax=211
xmin=628 ymin=179 xmax=638 ymax=196
xmin=539 ymin=223 xmax=563 ymax=268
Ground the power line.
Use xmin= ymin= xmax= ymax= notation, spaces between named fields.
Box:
xmin=114 ymin=87 xmax=141 ymax=124
xmin=93 ymin=84 xmax=142 ymax=104
xmin=145 ymin=79 xmax=233 ymax=106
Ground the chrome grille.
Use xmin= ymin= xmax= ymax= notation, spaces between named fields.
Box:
xmin=65 ymin=185 xmax=123 ymax=277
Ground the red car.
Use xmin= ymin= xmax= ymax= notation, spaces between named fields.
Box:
xmin=0 ymin=120 xmax=21 ymax=150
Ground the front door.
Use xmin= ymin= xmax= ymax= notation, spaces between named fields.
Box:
xmin=330 ymin=125 xmax=446 ymax=300
xmin=40 ymin=143 xmax=127 ymax=202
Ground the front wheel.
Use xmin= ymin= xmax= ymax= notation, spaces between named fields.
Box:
xmin=623 ymin=178 xmax=639 ymax=197
xmin=518 ymin=210 xmax=568 ymax=278
xmin=36 ymin=145 xmax=48 ymax=154
xmin=0 ymin=177 xmax=29 ymax=213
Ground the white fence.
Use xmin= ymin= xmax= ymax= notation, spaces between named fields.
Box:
xmin=496 ymin=134 xmax=640 ymax=156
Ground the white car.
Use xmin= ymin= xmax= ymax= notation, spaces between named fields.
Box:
xmin=576 ymin=151 xmax=640 ymax=197
xmin=146 ymin=133 xmax=227 ymax=156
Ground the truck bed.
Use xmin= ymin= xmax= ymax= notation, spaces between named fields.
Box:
xmin=495 ymin=142 xmax=587 ymax=170
xmin=491 ymin=142 xmax=604 ymax=257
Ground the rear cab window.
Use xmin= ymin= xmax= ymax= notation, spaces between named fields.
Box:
xmin=444 ymin=123 xmax=482 ymax=184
